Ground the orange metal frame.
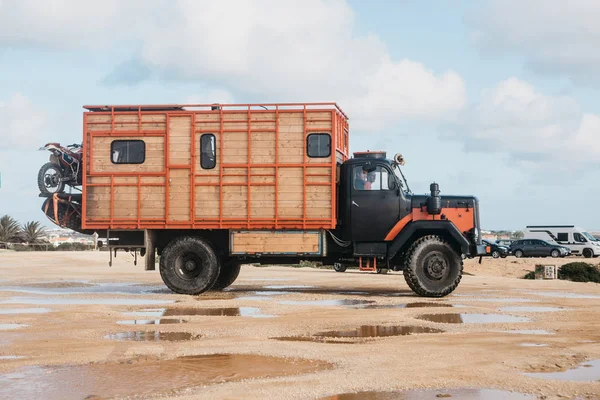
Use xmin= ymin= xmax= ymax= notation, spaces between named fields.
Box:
xmin=81 ymin=103 xmax=350 ymax=231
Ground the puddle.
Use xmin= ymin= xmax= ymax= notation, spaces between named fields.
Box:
xmin=117 ymin=318 xmax=187 ymax=325
xmin=524 ymin=359 xmax=600 ymax=381
xmin=263 ymin=285 xmax=314 ymax=289
xmin=527 ymin=291 xmax=600 ymax=299
xmin=162 ymin=307 xmax=273 ymax=318
xmin=0 ymin=324 xmax=27 ymax=331
xmin=416 ymin=313 xmax=530 ymax=324
xmin=319 ymin=388 xmax=535 ymax=399
xmin=499 ymin=306 xmax=564 ymax=313
xmin=244 ymin=278 xmax=294 ymax=281
xmin=104 ymin=331 xmax=201 ymax=342
xmin=0 ymin=354 xmax=331 ymax=400
xmin=315 ymin=325 xmax=444 ymax=338
xmin=0 ymin=355 xmax=24 ymax=360
xmin=451 ymin=297 xmax=536 ymax=303
xmin=0 ymin=307 xmax=51 ymax=314
xmin=0 ymin=296 xmax=173 ymax=306
xmin=519 ymin=343 xmax=548 ymax=347
xmin=253 ymin=291 xmax=292 ymax=296
xmin=355 ymin=302 xmax=454 ymax=310
xmin=496 ymin=330 xmax=554 ymax=335
xmin=279 ymin=299 xmax=375 ymax=307
xmin=122 ymin=309 xmax=167 ymax=318
xmin=0 ymin=282 xmax=165 ymax=295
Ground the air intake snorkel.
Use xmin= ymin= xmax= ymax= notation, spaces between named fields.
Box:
xmin=427 ymin=182 xmax=442 ymax=215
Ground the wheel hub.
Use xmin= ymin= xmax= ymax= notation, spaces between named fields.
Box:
xmin=184 ymin=260 xmax=196 ymax=271
xmin=425 ymin=254 xmax=448 ymax=280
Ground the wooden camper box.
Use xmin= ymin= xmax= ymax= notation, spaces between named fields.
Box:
xmin=82 ymin=103 xmax=349 ymax=231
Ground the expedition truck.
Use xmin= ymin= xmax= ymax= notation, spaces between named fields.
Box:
xmin=40 ymin=102 xmax=486 ymax=297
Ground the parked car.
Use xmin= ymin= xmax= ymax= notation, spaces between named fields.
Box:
xmin=495 ymin=239 xmax=514 ymax=247
xmin=509 ymin=239 xmax=571 ymax=258
xmin=482 ymin=239 xmax=509 ymax=258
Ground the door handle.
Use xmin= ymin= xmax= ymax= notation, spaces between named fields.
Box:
xmin=352 ymin=201 xmax=359 ymax=207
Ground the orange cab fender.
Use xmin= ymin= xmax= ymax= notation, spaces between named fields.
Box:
xmin=387 ymin=220 xmax=471 ymax=260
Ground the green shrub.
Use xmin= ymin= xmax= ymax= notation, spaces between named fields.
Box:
xmin=523 ymin=271 xmax=536 ymax=280
xmin=558 ymin=262 xmax=600 ymax=283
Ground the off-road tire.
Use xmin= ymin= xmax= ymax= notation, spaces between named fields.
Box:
xmin=376 ymin=268 xmax=389 ymax=274
xmin=492 ymin=250 xmax=500 ymax=259
xmin=333 ymin=263 xmax=347 ymax=273
xmin=211 ymin=260 xmax=242 ymax=290
xmin=583 ymin=248 xmax=593 ymax=258
xmin=38 ymin=162 xmax=65 ymax=195
xmin=514 ymin=250 xmax=524 ymax=258
xmin=403 ymin=235 xmax=463 ymax=297
xmin=159 ymin=236 xmax=220 ymax=295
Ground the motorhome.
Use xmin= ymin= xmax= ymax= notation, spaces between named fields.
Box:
xmin=524 ymin=225 xmax=600 ymax=258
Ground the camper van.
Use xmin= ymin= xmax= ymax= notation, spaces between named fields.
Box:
xmin=524 ymin=225 xmax=600 ymax=258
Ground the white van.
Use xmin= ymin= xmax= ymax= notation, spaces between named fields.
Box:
xmin=524 ymin=225 xmax=600 ymax=258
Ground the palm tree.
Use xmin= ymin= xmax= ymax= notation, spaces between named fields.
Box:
xmin=0 ymin=215 xmax=21 ymax=243
xmin=21 ymin=221 xmax=46 ymax=244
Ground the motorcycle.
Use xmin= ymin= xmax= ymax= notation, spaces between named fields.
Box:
xmin=37 ymin=142 xmax=83 ymax=196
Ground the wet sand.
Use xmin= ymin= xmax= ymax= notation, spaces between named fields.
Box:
xmin=0 ymin=251 xmax=599 ymax=399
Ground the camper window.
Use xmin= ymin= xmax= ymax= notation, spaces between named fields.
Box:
xmin=307 ymin=133 xmax=331 ymax=158
xmin=200 ymin=134 xmax=216 ymax=169
xmin=574 ymin=232 xmax=587 ymax=243
xmin=110 ymin=140 xmax=145 ymax=164
xmin=557 ymin=232 xmax=568 ymax=242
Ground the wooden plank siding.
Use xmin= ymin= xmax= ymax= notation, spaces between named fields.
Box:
xmin=82 ymin=104 xmax=349 ymax=230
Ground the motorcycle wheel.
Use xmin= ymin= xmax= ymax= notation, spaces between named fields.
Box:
xmin=38 ymin=162 xmax=65 ymax=195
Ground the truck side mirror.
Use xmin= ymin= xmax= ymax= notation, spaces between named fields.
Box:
xmin=388 ymin=174 xmax=397 ymax=191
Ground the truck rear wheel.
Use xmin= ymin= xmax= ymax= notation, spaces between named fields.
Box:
xmin=159 ymin=236 xmax=220 ymax=295
xmin=403 ymin=235 xmax=463 ymax=297
xmin=211 ymin=260 xmax=242 ymax=290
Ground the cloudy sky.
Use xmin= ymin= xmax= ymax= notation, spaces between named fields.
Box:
xmin=1 ymin=0 xmax=599 ymax=231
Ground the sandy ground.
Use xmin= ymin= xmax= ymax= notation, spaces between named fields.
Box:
xmin=0 ymin=250 xmax=599 ymax=400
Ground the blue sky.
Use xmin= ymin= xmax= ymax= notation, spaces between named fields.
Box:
xmin=1 ymin=0 xmax=600 ymax=231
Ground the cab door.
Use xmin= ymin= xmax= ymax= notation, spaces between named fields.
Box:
xmin=349 ymin=162 xmax=401 ymax=242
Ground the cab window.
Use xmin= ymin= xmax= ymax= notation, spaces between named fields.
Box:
xmin=353 ymin=165 xmax=392 ymax=191
xmin=574 ymin=232 xmax=587 ymax=242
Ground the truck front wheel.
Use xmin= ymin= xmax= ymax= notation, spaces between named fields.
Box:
xmin=211 ymin=260 xmax=242 ymax=290
xmin=159 ymin=236 xmax=220 ymax=295
xmin=403 ymin=235 xmax=463 ymax=297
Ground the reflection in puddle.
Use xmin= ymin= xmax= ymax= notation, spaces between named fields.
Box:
xmin=524 ymin=359 xmax=600 ymax=381
xmin=0 ymin=308 xmax=51 ymax=314
xmin=122 ymin=309 xmax=166 ymax=318
xmin=315 ymin=325 xmax=444 ymax=338
xmin=0 ymin=297 xmax=173 ymax=306
xmin=319 ymin=388 xmax=535 ymax=399
xmin=355 ymin=302 xmax=453 ymax=310
xmin=253 ymin=291 xmax=292 ymax=296
xmin=417 ymin=313 xmax=530 ymax=324
xmin=499 ymin=306 xmax=564 ymax=313
xmin=0 ymin=355 xmax=24 ymax=360
xmin=104 ymin=331 xmax=200 ymax=342
xmin=117 ymin=318 xmax=187 ymax=325
xmin=519 ymin=343 xmax=548 ymax=347
xmin=0 ymin=354 xmax=330 ymax=400
xmin=527 ymin=292 xmax=600 ymax=299
xmin=0 ymin=324 xmax=27 ymax=331
xmin=275 ymin=325 xmax=444 ymax=344
xmin=163 ymin=307 xmax=273 ymax=318
xmin=279 ymin=299 xmax=375 ymax=307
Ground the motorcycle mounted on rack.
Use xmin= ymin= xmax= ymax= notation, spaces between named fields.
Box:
xmin=37 ymin=142 xmax=83 ymax=196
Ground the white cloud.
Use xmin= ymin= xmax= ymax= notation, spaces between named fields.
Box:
xmin=469 ymin=0 xmax=600 ymax=82
xmin=0 ymin=93 xmax=47 ymax=151
xmin=450 ymin=78 xmax=600 ymax=169
xmin=0 ymin=0 xmax=466 ymax=131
